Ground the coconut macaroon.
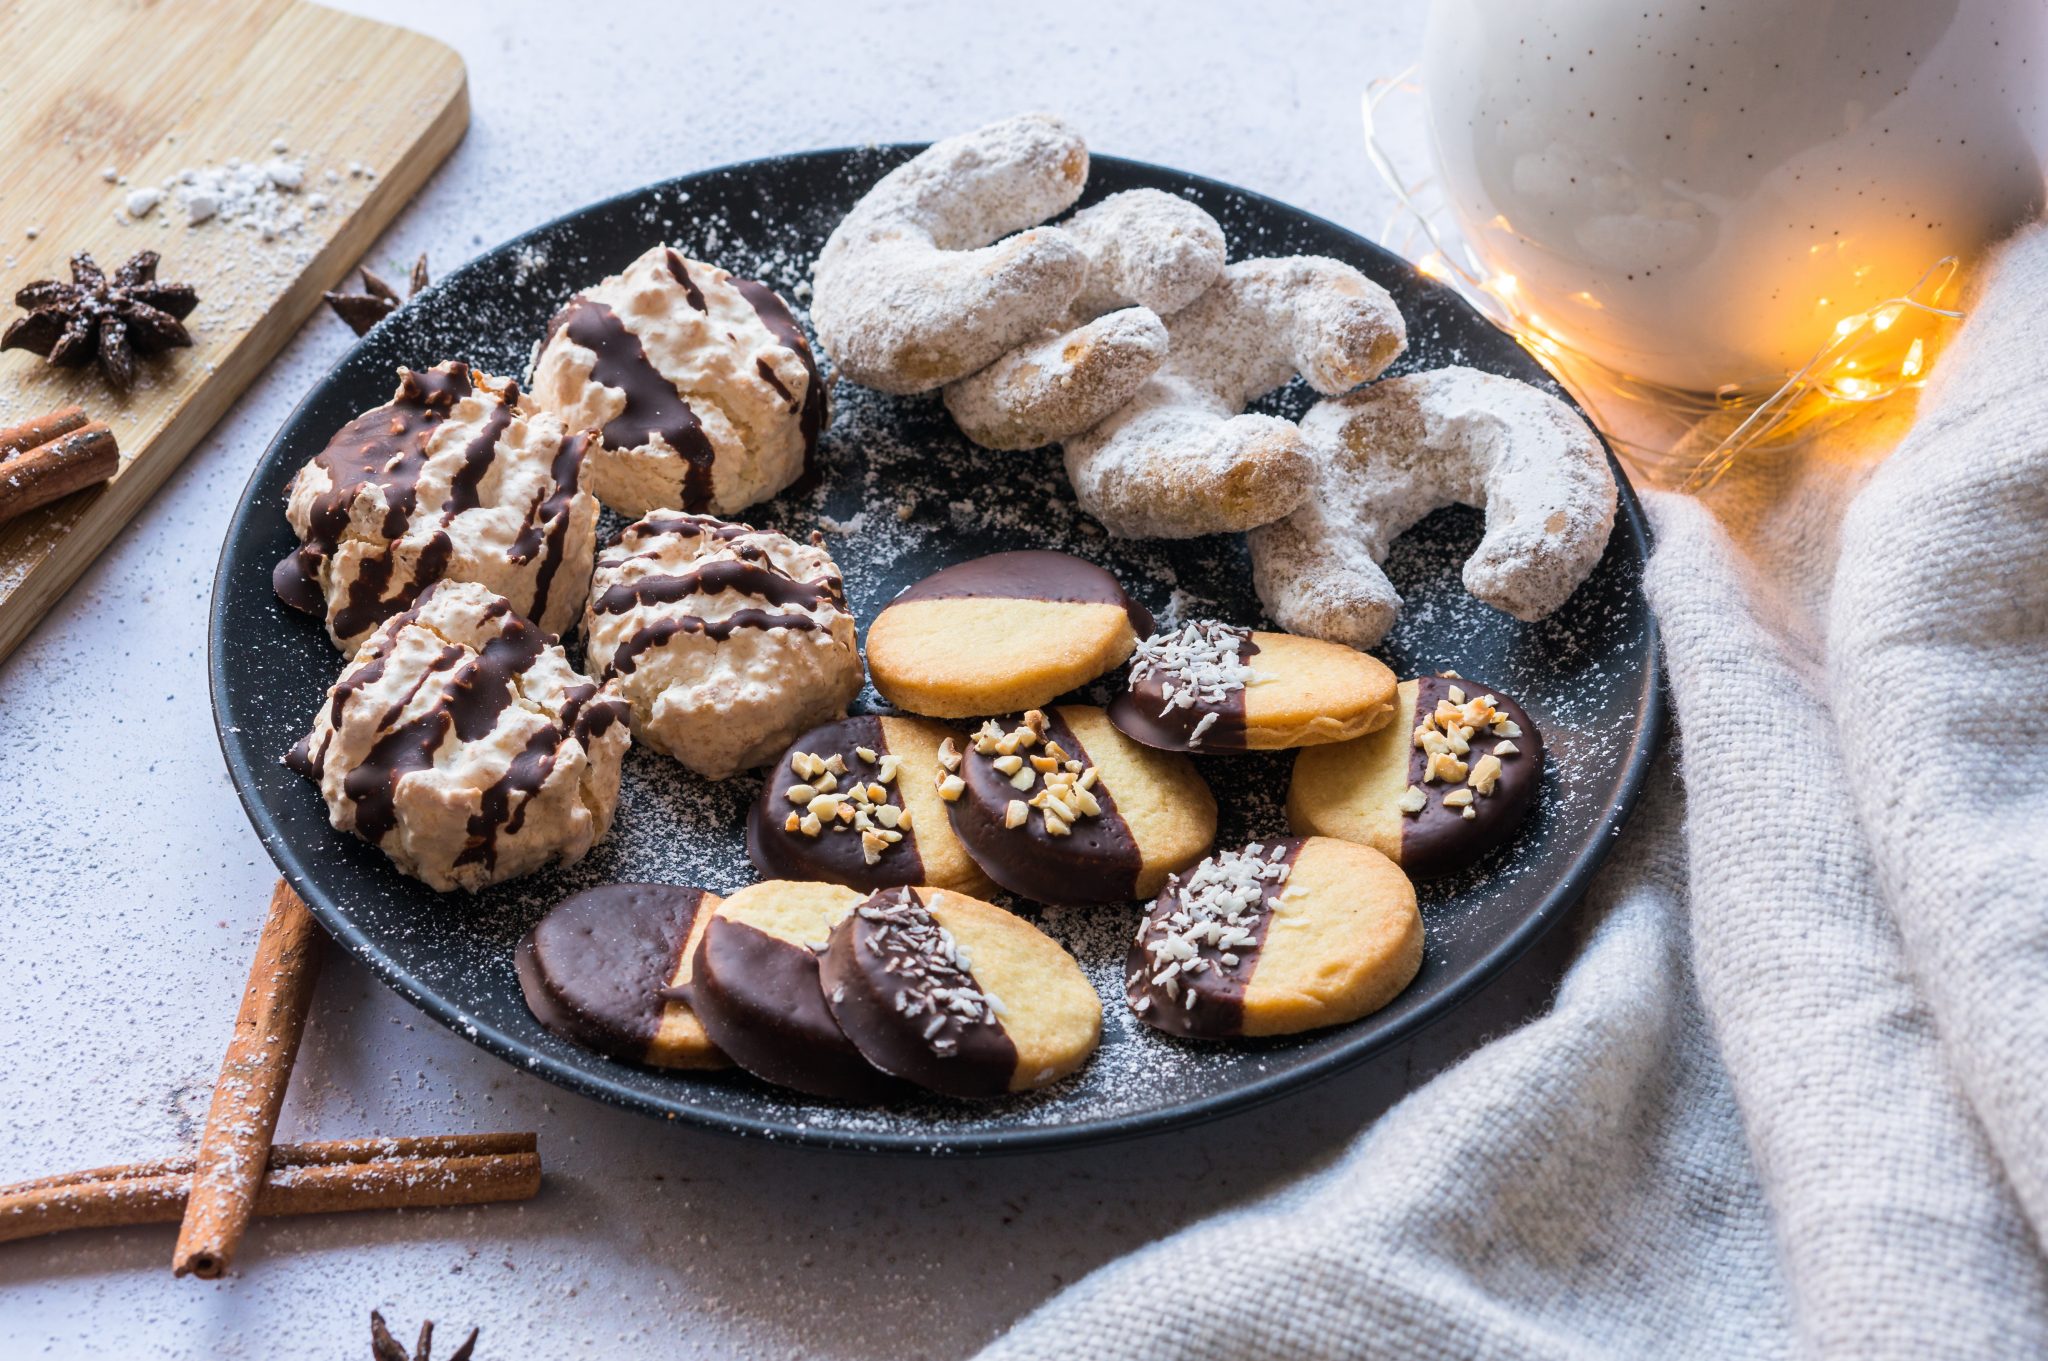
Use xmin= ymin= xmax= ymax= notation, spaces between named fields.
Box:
xmin=272 ymin=361 xmax=600 ymax=652
xmin=820 ymin=886 xmax=1101 ymax=1097
xmin=1108 ymin=619 xmax=1398 ymax=754
xmin=529 ymin=246 xmax=827 ymax=518
xmin=583 ymin=512 xmax=863 ymax=779
xmin=285 ymin=579 xmax=630 ymax=893
xmin=1125 ymin=836 xmax=1421 ymax=1040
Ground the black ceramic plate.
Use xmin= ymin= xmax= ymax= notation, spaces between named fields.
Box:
xmin=210 ymin=146 xmax=1661 ymax=1154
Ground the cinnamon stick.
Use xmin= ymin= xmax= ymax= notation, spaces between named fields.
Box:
xmin=172 ymin=880 xmax=323 ymax=1278
xmin=0 ymin=1134 xmax=541 ymax=1246
xmin=0 ymin=416 xmax=119 ymax=526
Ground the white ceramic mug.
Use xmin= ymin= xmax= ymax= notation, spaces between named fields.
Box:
xmin=1423 ymin=0 xmax=2047 ymax=392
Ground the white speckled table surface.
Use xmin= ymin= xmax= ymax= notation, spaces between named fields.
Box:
xmin=0 ymin=4 xmax=1586 ymax=1355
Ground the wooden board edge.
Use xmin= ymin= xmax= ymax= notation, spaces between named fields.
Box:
xmin=0 ymin=28 xmax=470 ymax=670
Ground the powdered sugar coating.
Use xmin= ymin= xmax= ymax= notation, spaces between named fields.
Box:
xmin=942 ymin=189 xmax=1225 ymax=450
xmin=1251 ymin=366 xmax=1618 ymax=648
xmin=529 ymin=246 xmax=819 ymax=517
xmin=282 ymin=364 xmax=599 ymax=651
xmin=296 ymin=580 xmax=630 ymax=893
xmin=810 ymin=113 xmax=1090 ymax=394
xmin=1063 ymin=256 xmax=1408 ymax=538
xmin=583 ymin=513 xmax=863 ymax=779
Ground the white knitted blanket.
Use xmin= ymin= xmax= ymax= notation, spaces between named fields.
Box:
xmin=979 ymin=223 xmax=2048 ymax=1360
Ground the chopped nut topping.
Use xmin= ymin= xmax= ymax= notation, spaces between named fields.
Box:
xmin=876 ymin=755 xmax=901 ymax=784
xmin=854 ymin=745 xmax=878 ymax=763
xmin=1008 ymin=766 xmax=1037 ymax=790
xmin=1492 ymin=719 xmax=1522 ymax=739
xmin=1004 ymin=799 xmax=1029 ymax=829
xmin=1043 ymin=811 xmax=1071 ymax=836
xmin=1461 ymin=807 xmax=1477 ymax=820
xmin=937 ymin=773 xmax=966 ymax=801
xmin=1030 ymin=753 xmax=1058 ymax=772
xmin=813 ymin=772 xmax=838 ymax=795
xmin=1494 ymin=740 xmax=1521 ymax=757
xmin=1442 ymin=787 xmax=1475 ymax=808
xmin=1448 ymin=685 xmax=1467 ymax=704
xmin=786 ymin=782 xmax=818 ymax=805
xmin=799 ymin=812 xmax=823 ymax=836
xmin=861 ymin=830 xmax=888 ymax=865
xmin=1468 ymin=753 xmax=1503 ymax=796
xmin=876 ymin=804 xmax=902 ymax=829
xmin=936 ymin=737 xmax=962 ymax=772
xmin=992 ymin=753 xmax=1024 ymax=775
xmin=1425 ymin=751 xmax=1469 ymax=784
xmin=1398 ymin=785 xmax=1427 ymax=814
xmin=783 ymin=811 xmax=801 ymax=832
xmin=823 ymin=753 xmax=847 ymax=775
xmin=897 ymin=807 xmax=914 ymax=830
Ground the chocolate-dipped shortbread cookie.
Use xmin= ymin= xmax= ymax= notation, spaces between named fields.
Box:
xmin=529 ymin=245 xmax=827 ymax=517
xmin=865 ymin=550 xmax=1154 ymax=719
xmin=516 ymin=883 xmax=726 ymax=1069
xmin=820 ymin=886 xmax=1100 ymax=1097
xmin=1126 ymin=836 xmax=1420 ymax=1039
xmin=940 ymin=705 xmax=1215 ymax=905
xmin=584 ymin=512 xmax=863 ymax=779
xmin=273 ymin=361 xmax=599 ymax=652
xmin=747 ymin=715 xmax=995 ymax=896
xmin=1108 ymin=619 xmax=1397 ymax=753
xmin=687 ymin=881 xmax=901 ymax=1100
xmin=1288 ymin=675 xmax=1543 ymax=878
xmin=286 ymin=579 xmax=629 ymax=892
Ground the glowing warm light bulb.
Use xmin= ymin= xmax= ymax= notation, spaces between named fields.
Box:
xmin=1902 ymin=337 xmax=1926 ymax=378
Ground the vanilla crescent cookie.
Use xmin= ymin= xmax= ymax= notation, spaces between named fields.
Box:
xmin=820 ymin=886 xmax=1101 ymax=1097
xmin=1126 ymin=837 xmax=1421 ymax=1040
xmin=942 ymin=705 xmax=1216 ymax=905
xmin=285 ymin=579 xmax=630 ymax=893
xmin=273 ymin=361 xmax=599 ymax=652
xmin=810 ymin=113 xmax=1090 ymax=393
xmin=687 ymin=880 xmax=903 ymax=1100
xmin=529 ymin=246 xmax=826 ymax=518
xmin=1062 ymin=256 xmax=1408 ymax=538
xmin=943 ymin=189 xmax=1228 ymax=450
xmin=1251 ymin=366 xmax=1617 ymax=648
xmin=516 ymin=882 xmax=727 ymax=1069
xmin=747 ymin=714 xmax=996 ymax=897
xmin=583 ymin=512 xmax=863 ymax=779
xmin=1288 ymin=675 xmax=1544 ymax=878
xmin=1108 ymin=620 xmax=1397 ymax=753
xmin=865 ymin=550 xmax=1152 ymax=719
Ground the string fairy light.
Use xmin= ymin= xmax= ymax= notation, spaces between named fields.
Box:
xmin=1359 ymin=69 xmax=1966 ymax=490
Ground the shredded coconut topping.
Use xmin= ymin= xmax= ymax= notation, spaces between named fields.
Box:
xmin=1127 ymin=619 xmax=1258 ymax=745
xmin=1131 ymin=843 xmax=1290 ymax=1002
xmin=858 ymin=889 xmax=1003 ymax=1056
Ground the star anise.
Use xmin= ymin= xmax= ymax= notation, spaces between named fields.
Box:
xmin=326 ymin=252 xmax=429 ymax=336
xmin=2 ymin=250 xmax=198 ymax=392
xmin=371 ymin=1309 xmax=476 ymax=1361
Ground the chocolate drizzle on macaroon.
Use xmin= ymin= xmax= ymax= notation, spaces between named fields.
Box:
xmin=819 ymin=887 xmax=1018 ymax=1097
xmin=1397 ymin=675 xmax=1543 ymax=877
xmin=748 ymin=716 xmax=926 ymax=891
xmin=545 ymin=295 xmax=719 ymax=510
xmin=943 ymin=708 xmax=1142 ymax=905
xmin=516 ymin=883 xmax=711 ymax=1063
xmin=891 ymin=549 xmax=1154 ymax=635
xmin=1109 ymin=620 xmax=1261 ymax=752
xmin=731 ymin=275 xmax=828 ymax=465
xmin=1126 ymin=839 xmax=1303 ymax=1039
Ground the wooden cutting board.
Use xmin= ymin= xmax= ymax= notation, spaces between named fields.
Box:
xmin=0 ymin=0 xmax=467 ymax=665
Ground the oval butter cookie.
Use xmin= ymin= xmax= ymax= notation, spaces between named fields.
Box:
xmin=1108 ymin=619 xmax=1397 ymax=753
xmin=1288 ymin=674 xmax=1543 ymax=878
xmin=687 ymin=880 xmax=901 ymax=1100
xmin=1126 ymin=836 xmax=1421 ymax=1039
xmin=820 ymin=886 xmax=1101 ymax=1097
xmin=940 ymin=704 xmax=1215 ymax=905
xmin=515 ymin=882 xmax=726 ymax=1069
xmin=747 ymin=714 xmax=995 ymax=896
xmin=865 ymin=550 xmax=1154 ymax=718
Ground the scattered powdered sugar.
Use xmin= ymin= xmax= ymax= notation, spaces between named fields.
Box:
xmin=225 ymin=148 xmax=1656 ymax=1151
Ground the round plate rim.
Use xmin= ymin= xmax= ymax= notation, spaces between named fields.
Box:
xmin=208 ymin=143 xmax=1665 ymax=1156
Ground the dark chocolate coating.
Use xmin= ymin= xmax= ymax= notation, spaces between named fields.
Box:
xmin=1125 ymin=839 xmax=1303 ymax=1040
xmin=888 ymin=549 xmax=1154 ymax=634
xmin=946 ymin=709 xmax=1143 ymax=906
xmin=1107 ymin=632 xmax=1262 ymax=754
xmin=746 ymin=716 xmax=927 ymax=891
xmin=688 ymin=914 xmax=899 ymax=1100
xmin=1399 ymin=676 xmax=1543 ymax=878
xmin=819 ymin=888 xmax=1019 ymax=1097
xmin=515 ymin=883 xmax=708 ymax=1063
